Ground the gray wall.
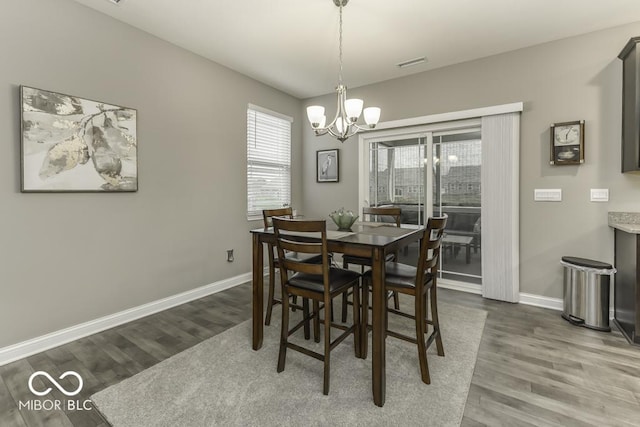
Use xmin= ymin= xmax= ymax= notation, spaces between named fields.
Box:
xmin=0 ymin=0 xmax=302 ymax=348
xmin=302 ymin=22 xmax=640 ymax=299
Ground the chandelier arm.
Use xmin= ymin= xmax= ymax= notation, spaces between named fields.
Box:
xmin=350 ymin=123 xmax=373 ymax=132
xmin=342 ymin=125 xmax=360 ymax=139
xmin=326 ymin=127 xmax=343 ymax=140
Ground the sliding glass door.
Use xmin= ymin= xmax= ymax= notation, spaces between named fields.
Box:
xmin=432 ymin=131 xmax=482 ymax=285
xmin=361 ymin=126 xmax=482 ymax=287
xmin=368 ymin=137 xmax=427 ymax=226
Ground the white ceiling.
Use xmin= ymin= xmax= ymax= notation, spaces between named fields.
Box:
xmin=72 ymin=0 xmax=640 ymax=99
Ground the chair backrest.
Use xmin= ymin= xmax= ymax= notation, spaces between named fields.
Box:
xmin=272 ymin=218 xmax=330 ymax=289
xmin=362 ymin=206 xmax=402 ymax=227
xmin=263 ymin=207 xmax=294 ymax=262
xmin=416 ymin=215 xmax=448 ymax=289
xmin=263 ymin=207 xmax=293 ymax=228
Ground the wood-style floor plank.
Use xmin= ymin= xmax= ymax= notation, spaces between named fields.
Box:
xmin=1 ymin=281 xmax=640 ymax=426
xmin=0 ymin=360 xmax=72 ymax=427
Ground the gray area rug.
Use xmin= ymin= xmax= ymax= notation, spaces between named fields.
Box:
xmin=92 ymin=298 xmax=487 ymax=426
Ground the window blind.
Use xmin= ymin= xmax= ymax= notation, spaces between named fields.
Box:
xmin=247 ymin=107 xmax=291 ymax=219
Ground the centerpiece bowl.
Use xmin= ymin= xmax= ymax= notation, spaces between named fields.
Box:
xmin=329 ymin=208 xmax=358 ymax=231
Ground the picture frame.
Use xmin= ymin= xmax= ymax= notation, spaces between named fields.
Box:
xmin=20 ymin=85 xmax=138 ymax=192
xmin=550 ymin=120 xmax=584 ymax=165
xmin=316 ymin=149 xmax=339 ymax=182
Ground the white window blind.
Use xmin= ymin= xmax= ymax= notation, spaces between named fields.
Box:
xmin=247 ymin=106 xmax=292 ymax=220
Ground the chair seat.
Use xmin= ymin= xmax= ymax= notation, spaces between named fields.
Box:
xmin=363 ymin=261 xmax=433 ymax=292
xmin=343 ymin=253 xmax=394 ymax=267
xmin=289 ymin=268 xmax=360 ymax=295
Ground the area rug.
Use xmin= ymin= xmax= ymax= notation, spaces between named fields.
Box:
xmin=92 ymin=299 xmax=487 ymax=426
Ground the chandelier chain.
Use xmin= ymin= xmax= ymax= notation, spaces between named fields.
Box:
xmin=338 ymin=1 xmax=343 ymax=85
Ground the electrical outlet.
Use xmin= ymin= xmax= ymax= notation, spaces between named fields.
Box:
xmin=226 ymin=249 xmax=234 ymax=262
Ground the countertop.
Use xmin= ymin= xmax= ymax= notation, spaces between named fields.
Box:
xmin=608 ymin=212 xmax=640 ymax=234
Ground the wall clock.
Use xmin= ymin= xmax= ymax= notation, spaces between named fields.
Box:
xmin=550 ymin=120 xmax=584 ymax=165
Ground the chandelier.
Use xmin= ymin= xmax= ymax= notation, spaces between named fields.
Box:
xmin=306 ymin=0 xmax=381 ymax=142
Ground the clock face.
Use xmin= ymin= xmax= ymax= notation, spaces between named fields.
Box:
xmin=554 ymin=124 xmax=580 ymax=145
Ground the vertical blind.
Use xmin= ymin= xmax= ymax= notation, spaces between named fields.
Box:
xmin=480 ymin=112 xmax=520 ymax=302
xmin=247 ymin=107 xmax=292 ymax=219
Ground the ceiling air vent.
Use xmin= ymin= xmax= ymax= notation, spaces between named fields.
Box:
xmin=108 ymin=0 xmax=123 ymax=4
xmin=396 ymin=57 xmax=427 ymax=69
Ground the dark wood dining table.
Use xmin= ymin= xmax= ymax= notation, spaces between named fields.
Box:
xmin=250 ymin=221 xmax=424 ymax=407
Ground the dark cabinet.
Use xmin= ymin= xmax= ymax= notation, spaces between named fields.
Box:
xmin=618 ymin=37 xmax=640 ymax=173
xmin=613 ymin=229 xmax=640 ymax=345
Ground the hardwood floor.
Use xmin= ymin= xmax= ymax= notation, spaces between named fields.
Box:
xmin=1 ymin=282 xmax=639 ymax=426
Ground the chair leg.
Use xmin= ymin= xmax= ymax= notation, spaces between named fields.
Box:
xmin=415 ymin=290 xmax=431 ymax=384
xmin=393 ymin=290 xmax=400 ymax=310
xmin=303 ymin=298 xmax=310 ymax=340
xmin=341 ymin=291 xmax=350 ymax=323
xmin=313 ymin=300 xmax=320 ymax=343
xmin=264 ymin=263 xmax=276 ymax=325
xmin=431 ymin=285 xmax=445 ymax=357
xmin=277 ymin=287 xmax=290 ymax=373
xmin=341 ymin=258 xmax=350 ymax=323
xmin=351 ymin=282 xmax=361 ymax=357
xmin=385 ymin=288 xmax=390 ymax=335
xmin=292 ymin=295 xmax=297 ymax=312
xmin=323 ymin=295 xmax=332 ymax=395
xmin=361 ymin=279 xmax=369 ymax=359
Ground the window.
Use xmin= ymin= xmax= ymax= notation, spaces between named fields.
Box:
xmin=247 ymin=105 xmax=292 ymax=220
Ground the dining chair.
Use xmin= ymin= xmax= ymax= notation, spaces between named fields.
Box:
xmin=341 ymin=206 xmax=402 ymax=322
xmin=362 ymin=215 xmax=447 ymax=385
xmin=273 ymin=217 xmax=361 ymax=395
xmin=263 ymin=207 xmax=294 ymax=326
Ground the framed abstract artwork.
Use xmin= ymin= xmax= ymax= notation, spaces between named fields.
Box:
xmin=316 ymin=149 xmax=339 ymax=182
xmin=20 ymin=85 xmax=138 ymax=192
xmin=550 ymin=120 xmax=584 ymax=165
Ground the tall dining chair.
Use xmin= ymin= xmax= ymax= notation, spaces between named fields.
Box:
xmin=362 ymin=215 xmax=447 ymax=384
xmin=341 ymin=206 xmax=402 ymax=322
xmin=263 ymin=208 xmax=296 ymax=326
xmin=273 ymin=217 xmax=361 ymax=395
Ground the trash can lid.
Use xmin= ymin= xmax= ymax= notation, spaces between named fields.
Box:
xmin=561 ymin=256 xmax=613 ymax=269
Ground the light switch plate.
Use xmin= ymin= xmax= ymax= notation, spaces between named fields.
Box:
xmin=534 ymin=189 xmax=562 ymax=202
xmin=590 ymin=188 xmax=609 ymax=202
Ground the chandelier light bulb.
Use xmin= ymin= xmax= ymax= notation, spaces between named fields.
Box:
xmin=344 ymin=98 xmax=364 ymax=122
xmin=363 ymin=107 xmax=381 ymax=127
xmin=306 ymin=106 xmax=325 ymax=128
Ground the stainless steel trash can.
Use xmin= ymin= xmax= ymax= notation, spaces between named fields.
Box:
xmin=561 ymin=256 xmax=615 ymax=331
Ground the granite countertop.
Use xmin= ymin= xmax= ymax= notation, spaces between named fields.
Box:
xmin=609 ymin=212 xmax=640 ymax=234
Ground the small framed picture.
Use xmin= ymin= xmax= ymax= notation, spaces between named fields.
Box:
xmin=316 ymin=149 xmax=339 ymax=182
xmin=550 ymin=120 xmax=584 ymax=165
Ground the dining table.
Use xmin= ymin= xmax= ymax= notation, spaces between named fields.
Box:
xmin=250 ymin=220 xmax=424 ymax=407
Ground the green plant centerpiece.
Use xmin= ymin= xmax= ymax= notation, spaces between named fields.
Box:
xmin=329 ymin=207 xmax=359 ymax=231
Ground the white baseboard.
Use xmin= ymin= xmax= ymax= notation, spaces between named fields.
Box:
xmin=518 ymin=292 xmax=563 ymax=311
xmin=0 ymin=272 xmax=252 ymax=367
xmin=444 ymin=286 xmax=615 ymax=319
